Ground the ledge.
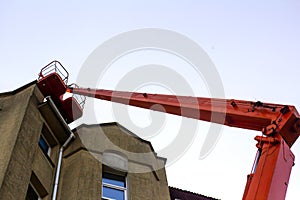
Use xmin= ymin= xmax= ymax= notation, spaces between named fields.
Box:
xmin=38 ymin=97 xmax=72 ymax=144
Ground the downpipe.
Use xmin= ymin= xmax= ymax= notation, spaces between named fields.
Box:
xmin=52 ymin=133 xmax=75 ymax=200
xmin=45 ymin=96 xmax=76 ymax=200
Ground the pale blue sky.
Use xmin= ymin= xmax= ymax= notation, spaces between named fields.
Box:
xmin=1 ymin=1 xmax=300 ymax=199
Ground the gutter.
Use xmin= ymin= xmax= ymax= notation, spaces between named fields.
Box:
xmin=45 ymin=97 xmax=75 ymax=200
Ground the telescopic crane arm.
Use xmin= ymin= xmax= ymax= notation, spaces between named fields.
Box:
xmin=67 ymin=87 xmax=300 ymax=147
xmin=67 ymin=87 xmax=300 ymax=200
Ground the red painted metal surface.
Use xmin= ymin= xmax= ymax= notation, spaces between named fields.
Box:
xmin=61 ymin=97 xmax=84 ymax=122
xmin=37 ymin=61 xmax=84 ymax=123
xmin=66 ymin=87 xmax=300 ymax=200
xmin=37 ymin=73 xmax=66 ymax=104
xmin=67 ymin=88 xmax=300 ymax=147
xmin=243 ymin=135 xmax=294 ymax=200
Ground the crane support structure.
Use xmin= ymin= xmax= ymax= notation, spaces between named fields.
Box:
xmin=67 ymin=87 xmax=300 ymax=200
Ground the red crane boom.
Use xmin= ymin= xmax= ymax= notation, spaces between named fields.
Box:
xmin=67 ymin=87 xmax=300 ymax=200
xmin=37 ymin=61 xmax=300 ymax=200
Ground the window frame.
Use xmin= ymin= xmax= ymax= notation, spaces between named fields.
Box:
xmin=102 ymin=172 xmax=127 ymax=200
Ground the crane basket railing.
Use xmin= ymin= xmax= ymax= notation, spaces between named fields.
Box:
xmin=38 ymin=60 xmax=69 ymax=84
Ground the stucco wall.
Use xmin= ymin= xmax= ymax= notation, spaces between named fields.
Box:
xmin=60 ymin=123 xmax=170 ymax=200
xmin=0 ymin=84 xmax=60 ymax=200
xmin=0 ymin=83 xmax=171 ymax=200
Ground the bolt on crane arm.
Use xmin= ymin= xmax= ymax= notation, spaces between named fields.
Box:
xmin=67 ymin=87 xmax=300 ymax=147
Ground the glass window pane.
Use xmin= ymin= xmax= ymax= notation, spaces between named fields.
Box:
xmin=102 ymin=173 xmax=125 ymax=187
xmin=39 ymin=136 xmax=49 ymax=155
xmin=103 ymin=186 xmax=124 ymax=200
xmin=102 ymin=177 xmax=125 ymax=188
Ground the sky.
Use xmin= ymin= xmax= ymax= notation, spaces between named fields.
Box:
xmin=1 ymin=1 xmax=300 ymax=199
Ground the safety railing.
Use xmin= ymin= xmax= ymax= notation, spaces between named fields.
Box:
xmin=38 ymin=60 xmax=69 ymax=84
xmin=67 ymin=83 xmax=86 ymax=109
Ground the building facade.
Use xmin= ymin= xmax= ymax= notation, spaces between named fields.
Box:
xmin=0 ymin=81 xmax=220 ymax=200
xmin=0 ymin=82 xmax=170 ymax=200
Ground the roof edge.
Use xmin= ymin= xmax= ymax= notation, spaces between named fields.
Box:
xmin=169 ymin=186 xmax=219 ymax=200
xmin=73 ymin=122 xmax=167 ymax=163
xmin=0 ymin=80 xmax=37 ymax=97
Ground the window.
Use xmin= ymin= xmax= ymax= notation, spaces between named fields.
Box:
xmin=25 ymin=184 xmax=41 ymax=200
xmin=26 ymin=172 xmax=48 ymax=199
xmin=102 ymin=173 xmax=127 ymax=200
xmin=38 ymin=135 xmax=51 ymax=156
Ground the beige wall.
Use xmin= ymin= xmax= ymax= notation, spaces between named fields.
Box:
xmin=0 ymin=83 xmax=170 ymax=200
xmin=0 ymin=83 xmax=58 ymax=200
xmin=60 ymin=123 xmax=170 ymax=200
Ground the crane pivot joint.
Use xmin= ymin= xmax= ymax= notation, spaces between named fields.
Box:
xmin=262 ymin=124 xmax=277 ymax=136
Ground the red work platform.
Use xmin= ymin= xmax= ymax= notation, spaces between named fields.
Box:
xmin=37 ymin=61 xmax=84 ymax=123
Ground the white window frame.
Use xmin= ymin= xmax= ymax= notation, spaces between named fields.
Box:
xmin=102 ymin=174 xmax=127 ymax=200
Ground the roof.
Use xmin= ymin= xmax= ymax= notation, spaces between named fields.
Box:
xmin=169 ymin=187 xmax=219 ymax=200
xmin=73 ymin=122 xmax=167 ymax=163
